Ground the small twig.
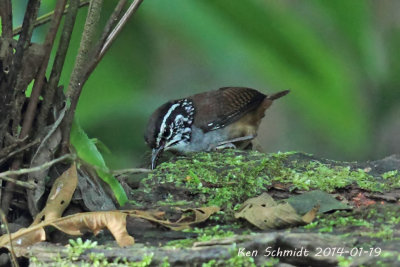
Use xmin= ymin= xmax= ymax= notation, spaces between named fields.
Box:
xmin=61 ymin=0 xmax=104 ymax=152
xmin=83 ymin=0 xmax=128 ymax=81
xmin=0 ymin=139 xmax=40 ymax=166
xmin=0 ymin=0 xmax=68 ymax=214
xmin=0 ymin=209 xmax=19 ymax=267
xmin=7 ymin=0 xmax=41 ymax=88
xmin=1 ymin=0 xmax=41 ymax=215
xmin=0 ymin=0 xmax=13 ymax=38
xmin=0 ymin=176 xmax=36 ymax=190
xmin=33 ymin=104 xmax=67 ymax=162
xmin=99 ymin=0 xmax=128 ymax=46
xmin=99 ymin=0 xmax=143 ymax=57
xmin=113 ymin=168 xmax=152 ymax=176
xmin=0 ymin=135 xmax=26 ymax=159
xmin=37 ymin=0 xmax=80 ymax=131
xmin=19 ymin=0 xmax=67 ymax=142
xmin=0 ymin=154 xmax=75 ymax=179
xmin=12 ymin=0 xmax=90 ymax=36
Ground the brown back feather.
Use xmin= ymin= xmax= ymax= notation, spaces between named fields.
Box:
xmin=192 ymin=87 xmax=266 ymax=132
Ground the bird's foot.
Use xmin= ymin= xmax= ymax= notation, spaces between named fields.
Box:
xmin=208 ymin=135 xmax=257 ymax=151
xmin=212 ymin=142 xmax=237 ymax=151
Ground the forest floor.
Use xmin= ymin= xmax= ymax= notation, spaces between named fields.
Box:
xmin=23 ymin=150 xmax=400 ymax=266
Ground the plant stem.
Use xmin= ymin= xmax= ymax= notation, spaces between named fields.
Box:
xmin=1 ymin=0 xmax=41 ymax=216
xmin=0 ymin=154 xmax=74 ymax=179
xmin=37 ymin=0 xmax=80 ymax=131
xmin=82 ymin=0 xmax=128 ymax=82
xmin=0 ymin=0 xmax=13 ymax=38
xmin=12 ymin=0 xmax=90 ymax=36
xmin=61 ymin=0 xmax=104 ymax=152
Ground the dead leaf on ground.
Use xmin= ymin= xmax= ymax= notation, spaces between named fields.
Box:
xmin=176 ymin=206 xmax=220 ymax=224
xmin=32 ymin=164 xmax=78 ymax=225
xmin=0 ymin=206 xmax=220 ymax=256
xmin=0 ymin=210 xmax=132 ymax=254
xmin=126 ymin=206 xmax=220 ymax=231
xmin=235 ymin=193 xmax=318 ymax=230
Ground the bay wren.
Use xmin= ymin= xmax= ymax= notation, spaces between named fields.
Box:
xmin=145 ymin=87 xmax=290 ymax=169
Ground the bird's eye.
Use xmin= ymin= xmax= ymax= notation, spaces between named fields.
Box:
xmin=164 ymin=127 xmax=171 ymax=138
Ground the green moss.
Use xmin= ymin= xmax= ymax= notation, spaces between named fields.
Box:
xmin=337 ymin=256 xmax=353 ymax=267
xmin=201 ymin=248 xmax=258 ymax=267
xmin=166 ymin=225 xmax=235 ymax=248
xmin=140 ymin=150 xmax=391 ymax=210
xmin=381 ymin=170 xmax=400 ymax=188
xmin=143 ymin=150 xmax=285 ymax=210
xmin=304 ymin=205 xmax=400 ymax=243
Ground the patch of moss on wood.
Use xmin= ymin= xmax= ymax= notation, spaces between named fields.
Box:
xmin=132 ymin=150 xmax=398 ymax=210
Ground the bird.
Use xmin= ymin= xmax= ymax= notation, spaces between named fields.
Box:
xmin=145 ymin=87 xmax=290 ymax=169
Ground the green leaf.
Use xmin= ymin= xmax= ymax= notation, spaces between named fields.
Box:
xmin=287 ymin=190 xmax=350 ymax=215
xmin=70 ymin=120 xmax=128 ymax=206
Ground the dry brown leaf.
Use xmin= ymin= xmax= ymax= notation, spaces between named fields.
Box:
xmin=126 ymin=206 xmax=219 ymax=231
xmin=32 ymin=164 xmax=78 ymax=225
xmin=302 ymin=205 xmax=319 ymax=223
xmin=235 ymin=193 xmax=317 ymax=230
xmin=0 ymin=210 xmax=133 ymax=252
xmin=0 ymin=226 xmax=46 ymax=257
xmin=51 ymin=211 xmax=133 ymax=247
xmin=184 ymin=206 xmax=220 ymax=222
xmin=176 ymin=206 xmax=220 ymax=223
xmin=0 ymin=206 xmax=220 ymax=255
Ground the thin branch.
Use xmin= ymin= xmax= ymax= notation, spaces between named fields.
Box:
xmin=0 ymin=139 xmax=40 ymax=166
xmin=1 ymin=0 xmax=69 ymax=212
xmin=33 ymin=104 xmax=67 ymax=161
xmin=7 ymin=0 xmax=41 ymax=89
xmin=0 ymin=176 xmax=36 ymax=190
xmin=99 ymin=0 xmax=128 ymax=46
xmin=0 ymin=209 xmax=19 ymax=267
xmin=12 ymin=0 xmax=90 ymax=36
xmin=1 ymin=0 xmax=41 ymax=215
xmin=82 ymin=0 xmax=128 ymax=81
xmin=37 ymin=0 xmax=80 ymax=131
xmin=0 ymin=136 xmax=27 ymax=159
xmin=99 ymin=0 xmax=143 ymax=58
xmin=83 ymin=0 xmax=143 ymax=83
xmin=19 ymin=0 xmax=67 ymax=142
xmin=61 ymin=0 xmax=104 ymax=151
xmin=0 ymin=0 xmax=13 ymax=38
xmin=0 ymin=154 xmax=74 ymax=179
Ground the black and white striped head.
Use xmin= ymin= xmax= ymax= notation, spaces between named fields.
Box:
xmin=145 ymin=98 xmax=195 ymax=169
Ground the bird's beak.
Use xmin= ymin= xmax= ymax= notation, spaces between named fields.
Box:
xmin=151 ymin=145 xmax=165 ymax=170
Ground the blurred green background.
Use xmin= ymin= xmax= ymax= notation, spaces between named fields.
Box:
xmin=14 ymin=0 xmax=400 ymax=168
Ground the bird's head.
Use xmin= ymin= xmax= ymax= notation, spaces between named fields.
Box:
xmin=145 ymin=99 xmax=195 ymax=169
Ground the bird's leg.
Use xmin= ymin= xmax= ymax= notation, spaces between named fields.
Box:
xmin=208 ymin=135 xmax=257 ymax=151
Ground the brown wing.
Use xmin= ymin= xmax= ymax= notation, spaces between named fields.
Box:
xmin=192 ymin=87 xmax=266 ymax=132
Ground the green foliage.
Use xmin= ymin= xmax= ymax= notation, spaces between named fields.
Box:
xmin=70 ymin=120 xmax=128 ymax=206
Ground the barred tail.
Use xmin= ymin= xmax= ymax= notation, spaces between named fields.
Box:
xmin=267 ymin=90 xmax=290 ymax=100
